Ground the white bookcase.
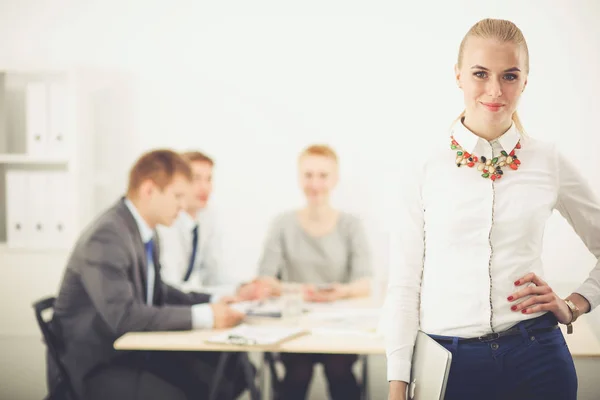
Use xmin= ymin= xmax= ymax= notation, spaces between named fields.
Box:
xmin=0 ymin=71 xmax=72 ymax=250
xmin=0 ymin=68 xmax=137 ymax=252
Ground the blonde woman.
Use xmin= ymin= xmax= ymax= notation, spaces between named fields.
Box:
xmin=386 ymin=19 xmax=599 ymax=400
xmin=258 ymin=144 xmax=372 ymax=400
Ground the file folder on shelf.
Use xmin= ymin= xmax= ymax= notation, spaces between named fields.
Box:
xmin=48 ymin=82 xmax=68 ymax=157
xmin=6 ymin=170 xmax=30 ymax=248
xmin=25 ymin=82 xmax=48 ymax=155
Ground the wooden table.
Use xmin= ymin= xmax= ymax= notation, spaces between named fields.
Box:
xmin=115 ymin=298 xmax=381 ymax=400
xmin=114 ymin=301 xmax=600 ymax=399
xmin=113 ymin=323 xmax=384 ymax=354
xmin=114 ymin=316 xmax=600 ymax=357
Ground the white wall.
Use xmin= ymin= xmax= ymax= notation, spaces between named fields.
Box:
xmin=1 ymin=1 xmax=600 ymax=399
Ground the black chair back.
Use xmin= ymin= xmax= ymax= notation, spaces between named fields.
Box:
xmin=33 ymin=296 xmax=78 ymax=400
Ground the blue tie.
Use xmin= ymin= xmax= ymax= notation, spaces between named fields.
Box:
xmin=145 ymin=239 xmax=155 ymax=305
xmin=183 ymin=224 xmax=199 ymax=282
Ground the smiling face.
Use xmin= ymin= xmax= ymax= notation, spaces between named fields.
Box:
xmin=298 ymin=154 xmax=339 ymax=206
xmin=456 ymin=36 xmax=528 ymax=133
xmin=187 ymin=160 xmax=213 ymax=211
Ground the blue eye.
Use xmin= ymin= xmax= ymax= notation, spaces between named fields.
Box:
xmin=473 ymin=71 xmax=487 ymax=78
xmin=504 ymin=73 xmax=518 ymax=81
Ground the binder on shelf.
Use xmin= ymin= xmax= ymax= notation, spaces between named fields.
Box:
xmin=5 ymin=169 xmax=74 ymax=250
xmin=49 ymin=171 xmax=74 ymax=249
xmin=25 ymin=82 xmax=48 ymax=155
xmin=48 ymin=82 xmax=68 ymax=156
xmin=0 ymin=72 xmax=6 ymax=154
xmin=6 ymin=170 xmax=30 ymax=248
xmin=29 ymin=171 xmax=50 ymax=248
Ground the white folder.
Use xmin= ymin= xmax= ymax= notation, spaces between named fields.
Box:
xmin=25 ymin=82 xmax=48 ymax=155
xmin=29 ymin=171 xmax=49 ymax=248
xmin=6 ymin=170 xmax=30 ymax=248
xmin=48 ymin=82 xmax=68 ymax=157
xmin=408 ymin=331 xmax=452 ymax=400
xmin=0 ymin=73 xmax=7 ymax=154
xmin=51 ymin=171 xmax=74 ymax=248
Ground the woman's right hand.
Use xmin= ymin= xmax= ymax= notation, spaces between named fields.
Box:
xmin=389 ymin=381 xmax=408 ymax=400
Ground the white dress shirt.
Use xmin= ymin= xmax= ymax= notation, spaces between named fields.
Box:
xmin=384 ymin=121 xmax=600 ymax=382
xmin=125 ymin=199 xmax=214 ymax=329
xmin=124 ymin=199 xmax=156 ymax=305
xmin=157 ymin=208 xmax=238 ymax=299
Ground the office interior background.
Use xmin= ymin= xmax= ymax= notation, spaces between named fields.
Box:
xmin=0 ymin=0 xmax=599 ymax=398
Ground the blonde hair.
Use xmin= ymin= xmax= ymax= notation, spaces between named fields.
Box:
xmin=456 ymin=18 xmax=529 ymax=134
xmin=299 ymin=144 xmax=339 ymax=164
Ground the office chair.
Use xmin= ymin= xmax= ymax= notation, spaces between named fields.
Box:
xmin=33 ymin=296 xmax=79 ymax=400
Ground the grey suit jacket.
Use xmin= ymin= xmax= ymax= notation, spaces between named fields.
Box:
xmin=50 ymin=198 xmax=212 ymax=397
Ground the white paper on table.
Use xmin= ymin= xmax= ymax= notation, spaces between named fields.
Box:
xmin=310 ymin=327 xmax=382 ymax=337
xmin=306 ymin=307 xmax=382 ymax=335
xmin=230 ymin=300 xmax=283 ymax=315
xmin=230 ymin=299 xmax=311 ymax=318
xmin=206 ymin=324 xmax=307 ymax=346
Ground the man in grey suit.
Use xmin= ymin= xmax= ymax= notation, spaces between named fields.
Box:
xmin=49 ymin=149 xmax=249 ymax=400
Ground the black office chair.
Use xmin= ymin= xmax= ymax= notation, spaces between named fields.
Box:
xmin=33 ymin=296 xmax=79 ymax=400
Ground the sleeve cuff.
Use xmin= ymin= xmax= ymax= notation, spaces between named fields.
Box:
xmin=191 ymin=304 xmax=214 ymax=329
xmin=386 ymin=357 xmax=412 ymax=383
xmin=574 ymin=282 xmax=599 ymax=311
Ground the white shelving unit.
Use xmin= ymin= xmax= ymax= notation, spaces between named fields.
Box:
xmin=0 ymin=67 xmax=139 ymax=253
xmin=0 ymin=67 xmax=138 ymax=343
xmin=0 ymin=70 xmax=76 ymax=250
xmin=0 ymin=154 xmax=69 ymax=165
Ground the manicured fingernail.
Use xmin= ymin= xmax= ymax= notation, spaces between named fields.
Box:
xmin=514 ymin=280 xmax=520 ymax=286
xmin=522 ymin=309 xmax=527 ymax=314
xmin=511 ymin=305 xmax=517 ymax=311
xmin=507 ymin=296 xmax=514 ymax=301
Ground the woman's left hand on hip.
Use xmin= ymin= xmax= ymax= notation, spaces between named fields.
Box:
xmin=507 ymin=272 xmax=572 ymax=324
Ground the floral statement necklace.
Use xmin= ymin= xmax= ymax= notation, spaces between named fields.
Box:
xmin=450 ymin=136 xmax=522 ymax=181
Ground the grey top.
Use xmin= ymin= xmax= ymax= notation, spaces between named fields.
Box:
xmin=258 ymin=210 xmax=372 ymax=284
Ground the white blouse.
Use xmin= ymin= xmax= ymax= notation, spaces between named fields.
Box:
xmin=384 ymin=121 xmax=600 ymax=382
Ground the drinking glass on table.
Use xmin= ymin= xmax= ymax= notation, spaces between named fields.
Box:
xmin=281 ymin=283 xmax=304 ymax=321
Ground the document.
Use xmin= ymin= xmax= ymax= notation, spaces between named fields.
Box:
xmin=206 ymin=324 xmax=308 ymax=346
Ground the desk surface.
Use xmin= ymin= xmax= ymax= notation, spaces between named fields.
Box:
xmin=114 ymin=326 xmax=385 ymax=354
xmin=114 ymin=300 xmax=600 ymax=357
